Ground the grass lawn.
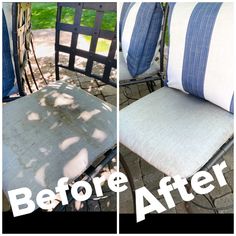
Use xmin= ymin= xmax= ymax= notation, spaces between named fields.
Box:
xmin=31 ymin=3 xmax=116 ymax=53
xmin=31 ymin=3 xmax=116 ymax=31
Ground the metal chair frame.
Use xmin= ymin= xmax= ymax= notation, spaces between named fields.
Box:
xmin=55 ymin=2 xmax=117 ymax=87
xmin=3 ymin=3 xmax=47 ymax=102
xmin=12 ymin=2 xmax=31 ymax=97
xmin=53 ymin=4 xmax=118 ymax=210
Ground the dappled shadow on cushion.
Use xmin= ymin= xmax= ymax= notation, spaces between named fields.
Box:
xmin=3 ymin=81 xmax=116 ymax=206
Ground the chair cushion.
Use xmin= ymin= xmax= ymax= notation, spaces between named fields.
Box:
xmin=119 ymin=3 xmax=130 ymax=43
xmin=120 ymin=3 xmax=163 ymax=77
xmin=2 ymin=3 xmax=17 ymax=97
xmin=120 ymin=87 xmax=233 ymax=178
xmin=3 ymin=81 xmax=116 ymax=201
xmin=119 ymin=51 xmax=159 ymax=82
xmin=166 ymin=3 xmax=234 ymax=113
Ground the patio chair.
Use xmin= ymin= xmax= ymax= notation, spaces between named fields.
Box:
xmin=120 ymin=2 xmax=234 ymax=212
xmin=119 ymin=3 xmax=167 ymax=93
xmin=2 ymin=3 xmax=47 ymax=102
xmin=55 ymin=2 xmax=117 ymax=87
xmin=3 ymin=2 xmax=117 ymax=213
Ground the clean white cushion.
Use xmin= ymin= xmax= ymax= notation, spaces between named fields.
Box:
xmin=119 ymin=52 xmax=159 ymax=82
xmin=166 ymin=3 xmax=234 ymax=113
xmin=120 ymin=87 xmax=233 ymax=178
xmin=3 ymin=81 xmax=116 ymax=201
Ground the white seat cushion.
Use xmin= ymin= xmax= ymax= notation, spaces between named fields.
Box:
xmin=3 ymin=81 xmax=116 ymax=201
xmin=120 ymin=87 xmax=233 ymax=178
xmin=119 ymin=52 xmax=159 ymax=82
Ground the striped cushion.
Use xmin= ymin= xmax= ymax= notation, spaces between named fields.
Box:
xmin=166 ymin=3 xmax=234 ymax=113
xmin=120 ymin=3 xmax=163 ymax=78
xmin=2 ymin=3 xmax=17 ymax=97
xmin=119 ymin=3 xmax=130 ymax=43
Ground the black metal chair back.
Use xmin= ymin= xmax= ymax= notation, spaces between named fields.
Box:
xmin=55 ymin=3 xmax=117 ymax=87
xmin=12 ymin=3 xmax=32 ymax=96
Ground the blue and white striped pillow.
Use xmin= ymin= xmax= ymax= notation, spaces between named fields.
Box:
xmin=120 ymin=3 xmax=163 ymax=78
xmin=119 ymin=3 xmax=131 ymax=44
xmin=166 ymin=3 xmax=234 ymax=113
xmin=2 ymin=3 xmax=17 ymax=98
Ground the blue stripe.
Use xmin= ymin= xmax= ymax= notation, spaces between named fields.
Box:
xmin=230 ymin=94 xmax=234 ymax=114
xmin=181 ymin=3 xmax=222 ymax=98
xmin=165 ymin=2 xmax=176 ymax=86
xmin=136 ymin=3 xmax=163 ymax=76
xmin=127 ymin=3 xmax=163 ymax=77
xmin=2 ymin=10 xmax=15 ymax=98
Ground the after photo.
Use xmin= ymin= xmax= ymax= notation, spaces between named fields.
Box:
xmin=119 ymin=2 xmax=234 ymax=233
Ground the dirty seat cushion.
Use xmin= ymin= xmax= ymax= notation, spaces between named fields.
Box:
xmin=3 ymin=81 xmax=116 ymax=201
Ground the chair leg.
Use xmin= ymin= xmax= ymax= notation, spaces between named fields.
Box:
xmin=184 ymin=182 xmax=193 ymax=213
xmin=55 ymin=64 xmax=60 ymax=81
xmin=190 ymin=194 xmax=218 ymax=214
xmin=119 ymin=153 xmax=136 ymax=213
xmin=184 ymin=181 xmax=223 ymax=214
xmin=146 ymin=81 xmax=155 ymax=93
xmin=160 ymin=78 xmax=164 ymax=87
xmin=53 ymin=147 xmax=117 ymax=211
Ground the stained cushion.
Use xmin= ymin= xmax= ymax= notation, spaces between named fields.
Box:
xmin=120 ymin=3 xmax=163 ymax=77
xmin=166 ymin=3 xmax=234 ymax=113
xmin=119 ymin=51 xmax=159 ymax=81
xmin=3 ymin=81 xmax=116 ymax=201
xmin=120 ymin=87 xmax=233 ymax=178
